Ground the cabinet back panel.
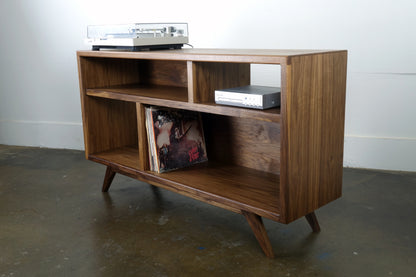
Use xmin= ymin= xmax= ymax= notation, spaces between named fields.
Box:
xmin=80 ymin=57 xmax=141 ymax=89
xmin=202 ymin=114 xmax=280 ymax=174
xmin=193 ymin=62 xmax=250 ymax=103
xmin=137 ymin=60 xmax=188 ymax=87
xmin=79 ymin=57 xmax=187 ymax=89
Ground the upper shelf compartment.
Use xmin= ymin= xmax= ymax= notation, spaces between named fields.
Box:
xmin=79 ymin=56 xmax=188 ymax=100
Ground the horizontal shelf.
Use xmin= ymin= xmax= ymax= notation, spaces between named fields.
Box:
xmin=90 ymin=146 xmax=141 ymax=170
xmin=194 ymin=102 xmax=280 ymax=123
xmin=86 ymin=84 xmax=188 ymax=102
xmin=89 ymin=147 xmax=281 ymax=221
xmin=148 ymin=162 xmax=281 ymax=221
xmin=86 ymin=85 xmax=280 ymax=123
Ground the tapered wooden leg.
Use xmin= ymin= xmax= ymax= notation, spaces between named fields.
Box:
xmin=102 ymin=166 xmax=116 ymax=192
xmin=305 ymin=212 xmax=320 ymax=233
xmin=242 ymin=211 xmax=274 ymax=258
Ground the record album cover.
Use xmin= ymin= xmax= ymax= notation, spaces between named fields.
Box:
xmin=145 ymin=106 xmax=208 ymax=173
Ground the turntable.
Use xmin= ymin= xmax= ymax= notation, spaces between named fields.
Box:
xmin=85 ymin=23 xmax=189 ymax=51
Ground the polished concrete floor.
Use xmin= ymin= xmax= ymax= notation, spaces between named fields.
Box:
xmin=0 ymin=145 xmax=415 ymax=277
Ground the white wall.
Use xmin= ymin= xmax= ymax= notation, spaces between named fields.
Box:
xmin=1 ymin=0 xmax=415 ymax=171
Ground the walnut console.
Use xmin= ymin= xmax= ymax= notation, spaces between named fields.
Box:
xmin=77 ymin=49 xmax=347 ymax=258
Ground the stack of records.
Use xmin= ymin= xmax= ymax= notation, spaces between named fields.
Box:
xmin=145 ymin=106 xmax=208 ymax=173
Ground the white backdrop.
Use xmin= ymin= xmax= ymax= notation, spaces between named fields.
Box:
xmin=1 ymin=0 xmax=415 ymax=171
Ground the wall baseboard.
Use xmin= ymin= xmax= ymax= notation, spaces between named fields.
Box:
xmin=344 ymin=135 xmax=416 ymax=172
xmin=0 ymin=120 xmax=84 ymax=150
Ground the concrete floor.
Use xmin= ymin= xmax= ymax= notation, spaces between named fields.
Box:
xmin=0 ymin=145 xmax=415 ymax=277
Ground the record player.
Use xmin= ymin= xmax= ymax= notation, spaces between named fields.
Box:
xmin=85 ymin=23 xmax=189 ymax=51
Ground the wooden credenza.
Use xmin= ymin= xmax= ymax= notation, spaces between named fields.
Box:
xmin=77 ymin=49 xmax=347 ymax=258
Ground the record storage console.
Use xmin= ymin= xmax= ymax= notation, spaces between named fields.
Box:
xmin=77 ymin=48 xmax=348 ymax=258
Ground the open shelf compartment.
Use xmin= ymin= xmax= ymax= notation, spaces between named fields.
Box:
xmin=79 ymin=56 xmax=188 ymax=100
xmin=88 ymin=146 xmax=281 ymax=221
xmin=89 ymin=146 xmax=141 ymax=171
xmin=145 ymin=162 xmax=281 ymax=221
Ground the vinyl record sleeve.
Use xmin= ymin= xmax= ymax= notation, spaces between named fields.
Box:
xmin=145 ymin=106 xmax=208 ymax=173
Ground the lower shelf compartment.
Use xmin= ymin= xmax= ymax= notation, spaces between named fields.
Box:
xmin=90 ymin=146 xmax=140 ymax=170
xmin=89 ymin=147 xmax=281 ymax=221
xmin=146 ymin=162 xmax=281 ymax=220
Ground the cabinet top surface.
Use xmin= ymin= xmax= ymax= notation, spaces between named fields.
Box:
xmin=77 ymin=48 xmax=346 ymax=63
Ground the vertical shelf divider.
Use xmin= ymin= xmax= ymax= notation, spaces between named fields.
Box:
xmin=136 ymin=102 xmax=149 ymax=171
xmin=187 ymin=61 xmax=196 ymax=103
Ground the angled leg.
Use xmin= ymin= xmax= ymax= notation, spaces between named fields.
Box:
xmin=242 ymin=211 xmax=274 ymax=258
xmin=305 ymin=212 xmax=320 ymax=233
xmin=102 ymin=166 xmax=116 ymax=192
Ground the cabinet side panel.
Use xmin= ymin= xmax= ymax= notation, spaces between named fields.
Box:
xmin=283 ymin=52 xmax=347 ymax=223
xmin=77 ymin=55 xmax=90 ymax=157
xmin=203 ymin=114 xmax=280 ymax=174
xmin=193 ymin=62 xmax=250 ymax=103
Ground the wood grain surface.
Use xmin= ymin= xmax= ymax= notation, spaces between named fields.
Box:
xmin=280 ymin=51 xmax=347 ymax=223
